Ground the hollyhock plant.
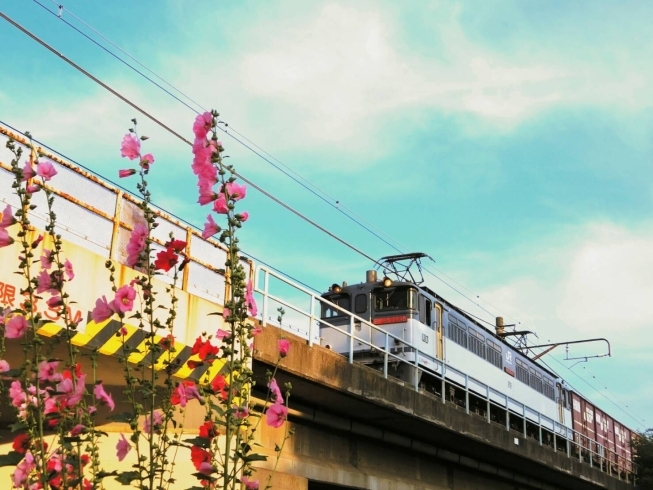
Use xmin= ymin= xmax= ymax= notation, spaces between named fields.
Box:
xmin=93 ymin=382 xmax=115 ymax=411
xmin=111 ymin=285 xmax=136 ymax=314
xmin=0 ymin=359 xmax=10 ymax=372
xmin=36 ymin=159 xmax=57 ymax=181
xmin=212 ymin=194 xmax=229 ymax=214
xmin=38 ymin=360 xmax=62 ymax=383
xmin=226 ymin=181 xmax=247 ymax=201
xmin=91 ymin=295 xmax=114 ymax=323
xmin=40 ymin=249 xmax=53 ymax=269
xmin=0 ymin=204 xmax=16 ymax=228
xmin=245 ymin=279 xmax=258 ymax=317
xmin=241 ymin=476 xmax=259 ymax=490
xmin=277 ymin=339 xmax=290 ymax=358
xmin=140 ymin=153 xmax=154 ymax=170
xmin=64 ymin=259 xmax=74 ymax=280
xmin=202 ymin=214 xmax=220 ymax=239
xmin=125 ymin=222 xmax=148 ymax=267
xmin=154 ymin=247 xmax=178 ymax=272
xmin=265 ymin=403 xmax=289 ymax=429
xmin=0 ymin=228 xmax=13 ymax=248
xmin=193 ymin=111 xmax=213 ymax=139
xmin=268 ymin=378 xmax=283 ymax=404
xmin=143 ymin=410 xmax=163 ymax=434
xmin=120 ymin=133 xmax=141 ymax=160
xmin=5 ymin=314 xmax=28 ymax=338
xmin=116 ymin=433 xmax=131 ymax=462
xmin=22 ymin=161 xmax=35 ymax=181
xmin=119 ymin=168 xmax=137 ymax=178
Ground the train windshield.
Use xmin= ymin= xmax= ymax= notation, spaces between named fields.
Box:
xmin=373 ymin=287 xmax=417 ymax=312
xmin=320 ymin=294 xmax=351 ymax=319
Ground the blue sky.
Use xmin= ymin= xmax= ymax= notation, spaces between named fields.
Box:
xmin=2 ymin=1 xmax=652 ymax=431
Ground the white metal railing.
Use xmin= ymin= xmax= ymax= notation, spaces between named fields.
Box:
xmin=254 ymin=265 xmax=636 ymax=482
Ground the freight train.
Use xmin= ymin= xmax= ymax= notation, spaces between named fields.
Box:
xmin=319 ymin=253 xmax=633 ymax=478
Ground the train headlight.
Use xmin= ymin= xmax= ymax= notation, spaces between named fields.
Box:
xmin=382 ymin=277 xmax=392 ymax=287
xmin=331 ymin=283 xmax=342 ymax=293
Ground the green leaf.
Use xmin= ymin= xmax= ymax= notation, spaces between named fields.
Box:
xmin=183 ymin=437 xmax=211 ymax=449
xmin=8 ymin=422 xmax=27 ymax=433
xmin=108 ymin=412 xmax=134 ymax=423
xmin=114 ymin=471 xmax=140 ymax=485
xmin=242 ymin=453 xmax=268 ymax=463
xmin=0 ymin=451 xmax=25 ymax=467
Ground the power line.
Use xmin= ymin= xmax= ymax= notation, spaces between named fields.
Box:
xmin=0 ymin=10 xmax=380 ymax=267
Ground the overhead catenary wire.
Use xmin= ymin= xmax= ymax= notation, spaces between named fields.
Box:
xmin=7 ymin=6 xmax=649 ymax=429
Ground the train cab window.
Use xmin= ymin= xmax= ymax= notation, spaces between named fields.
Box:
xmin=374 ymin=287 xmax=417 ymax=312
xmin=418 ymin=296 xmax=433 ymax=327
xmin=320 ymin=294 xmax=351 ymax=319
xmin=354 ymin=294 xmax=367 ymax=314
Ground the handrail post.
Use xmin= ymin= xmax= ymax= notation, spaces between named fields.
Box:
xmin=522 ymin=405 xmax=527 ymax=438
xmin=413 ymin=353 xmax=419 ymax=391
xmin=465 ymin=375 xmax=469 ymax=414
xmin=262 ymin=268 xmax=269 ymax=325
xmin=441 ymin=364 xmax=445 ymax=404
xmin=553 ymin=424 xmax=557 ymax=452
xmin=348 ymin=315 xmax=354 ymax=364
xmin=383 ymin=333 xmax=389 ymax=379
xmin=308 ymin=296 xmax=315 ymax=346
xmin=486 ymin=387 xmax=490 ymax=424
xmin=538 ymin=414 xmax=542 ymax=446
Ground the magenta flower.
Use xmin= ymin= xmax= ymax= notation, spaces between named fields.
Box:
xmin=202 ymin=214 xmax=220 ymax=239
xmin=245 ymin=279 xmax=258 ymax=317
xmin=31 ymin=234 xmax=44 ymax=249
xmin=94 ymin=382 xmax=115 ymax=411
xmin=126 ymin=222 xmax=148 ymax=267
xmin=37 ymin=159 xmax=57 ymax=181
xmin=222 ymin=308 xmax=231 ymax=319
xmin=120 ymin=134 xmax=141 ymax=160
xmin=277 ymin=339 xmax=290 ymax=358
xmin=193 ymin=112 xmax=213 ymax=139
xmin=265 ymin=403 xmax=288 ymax=428
xmin=38 ymin=360 xmax=62 ymax=383
xmin=22 ymin=162 xmax=35 ymax=181
xmin=9 ymin=381 xmax=25 ymax=408
xmin=143 ymin=410 xmax=163 ymax=434
xmin=56 ymin=374 xmax=86 ymax=407
xmin=119 ymin=169 xmax=136 ymax=178
xmin=70 ymin=424 xmax=85 ymax=436
xmin=0 ymin=228 xmax=13 ymax=248
xmin=26 ymin=183 xmax=40 ymax=194
xmin=226 ymin=182 xmax=247 ymax=201
xmin=268 ymin=378 xmax=283 ymax=404
xmin=241 ymin=476 xmax=259 ymax=490
xmin=5 ymin=315 xmax=28 ymax=339
xmin=216 ymin=328 xmax=231 ymax=341
xmin=92 ymin=295 xmax=114 ymax=323
xmin=0 ymin=359 xmax=9 ymax=372
xmin=64 ymin=259 xmax=74 ymax=281
xmin=234 ymin=405 xmax=249 ymax=419
xmin=198 ymin=186 xmax=217 ymax=206
xmin=116 ymin=433 xmax=131 ymax=462
xmin=36 ymin=269 xmax=53 ymax=294
xmin=12 ymin=452 xmax=35 ymax=488
xmin=40 ymin=249 xmax=53 ymax=270
xmin=198 ymin=462 xmax=215 ymax=476
xmin=111 ymin=285 xmax=136 ymax=314
xmin=212 ymin=194 xmax=229 ymax=214
xmin=140 ymin=153 xmax=154 ymax=170
xmin=0 ymin=204 xmax=16 ymax=229
xmin=47 ymin=296 xmax=63 ymax=308
xmin=240 ymin=211 xmax=250 ymax=222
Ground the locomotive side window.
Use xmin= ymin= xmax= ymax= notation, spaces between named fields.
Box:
xmin=486 ymin=339 xmax=502 ymax=368
xmin=418 ymin=296 xmax=433 ymax=327
xmin=354 ymin=294 xmax=367 ymax=314
xmin=320 ymin=294 xmax=351 ymax=319
xmin=447 ymin=316 xmax=468 ymax=348
xmin=543 ymin=378 xmax=555 ymax=401
xmin=516 ymin=359 xmax=529 ymax=384
xmin=529 ymin=368 xmax=543 ymax=394
xmin=469 ymin=329 xmax=486 ymax=359
xmin=374 ymin=287 xmax=417 ymax=312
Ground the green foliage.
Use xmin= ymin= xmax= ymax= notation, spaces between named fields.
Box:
xmin=634 ymin=429 xmax=653 ymax=489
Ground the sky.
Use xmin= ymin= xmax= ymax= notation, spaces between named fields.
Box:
xmin=1 ymin=1 xmax=652 ymax=431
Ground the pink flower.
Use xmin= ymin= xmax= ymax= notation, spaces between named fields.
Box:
xmin=0 ymin=359 xmax=9 ymax=372
xmin=47 ymin=296 xmax=62 ymax=308
xmin=94 ymin=383 xmax=115 ymax=411
xmin=193 ymin=112 xmax=213 ymax=139
xmin=234 ymin=405 xmax=249 ymax=419
xmin=140 ymin=153 xmax=154 ymax=170
xmin=202 ymin=214 xmax=220 ymax=239
xmin=70 ymin=424 xmax=85 ymax=436
xmin=126 ymin=222 xmax=148 ymax=267
xmin=251 ymin=326 xmax=262 ymax=336
xmin=222 ymin=308 xmax=231 ymax=318
xmin=216 ymin=328 xmax=231 ymax=341
xmin=212 ymin=194 xmax=229 ymax=214
xmin=241 ymin=476 xmax=259 ymax=490
xmin=22 ymin=162 xmax=35 ymax=181
xmin=240 ymin=211 xmax=250 ymax=222
xmin=143 ymin=410 xmax=163 ymax=434
xmin=268 ymin=378 xmax=283 ymax=404
xmin=36 ymin=269 xmax=53 ymax=294
xmin=277 ymin=339 xmax=290 ymax=358
xmin=38 ymin=360 xmax=62 ymax=383
xmin=265 ymin=403 xmax=288 ymax=428
xmin=226 ymin=182 xmax=247 ymax=201
xmin=119 ymin=169 xmax=136 ymax=178
xmin=40 ymin=249 xmax=53 ymax=270
xmin=111 ymin=285 xmax=136 ymax=314
xmin=5 ymin=315 xmax=28 ymax=338
xmin=26 ymin=183 xmax=40 ymax=194
xmin=92 ymin=295 xmax=114 ymax=323
xmin=0 ymin=228 xmax=13 ymax=248
xmin=37 ymin=160 xmax=57 ymax=181
xmin=12 ymin=452 xmax=35 ymax=488
xmin=0 ymin=204 xmax=16 ymax=228
xmin=198 ymin=462 xmax=215 ymax=476
xmin=198 ymin=186 xmax=217 ymax=205
xmin=120 ymin=134 xmax=141 ymax=160
xmin=116 ymin=433 xmax=131 ymax=462
xmin=56 ymin=374 xmax=86 ymax=407
xmin=245 ymin=279 xmax=258 ymax=317
xmin=64 ymin=259 xmax=74 ymax=281
xmin=31 ymin=234 xmax=43 ymax=249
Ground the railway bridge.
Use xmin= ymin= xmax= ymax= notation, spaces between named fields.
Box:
xmin=0 ymin=125 xmax=636 ymax=489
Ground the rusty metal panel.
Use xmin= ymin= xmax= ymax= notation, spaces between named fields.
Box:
xmin=46 ymin=163 xmax=118 ymax=216
xmin=186 ymin=261 xmax=226 ymax=304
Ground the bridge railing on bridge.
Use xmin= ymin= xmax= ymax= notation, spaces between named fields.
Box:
xmin=254 ymin=264 xmax=636 ymax=484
